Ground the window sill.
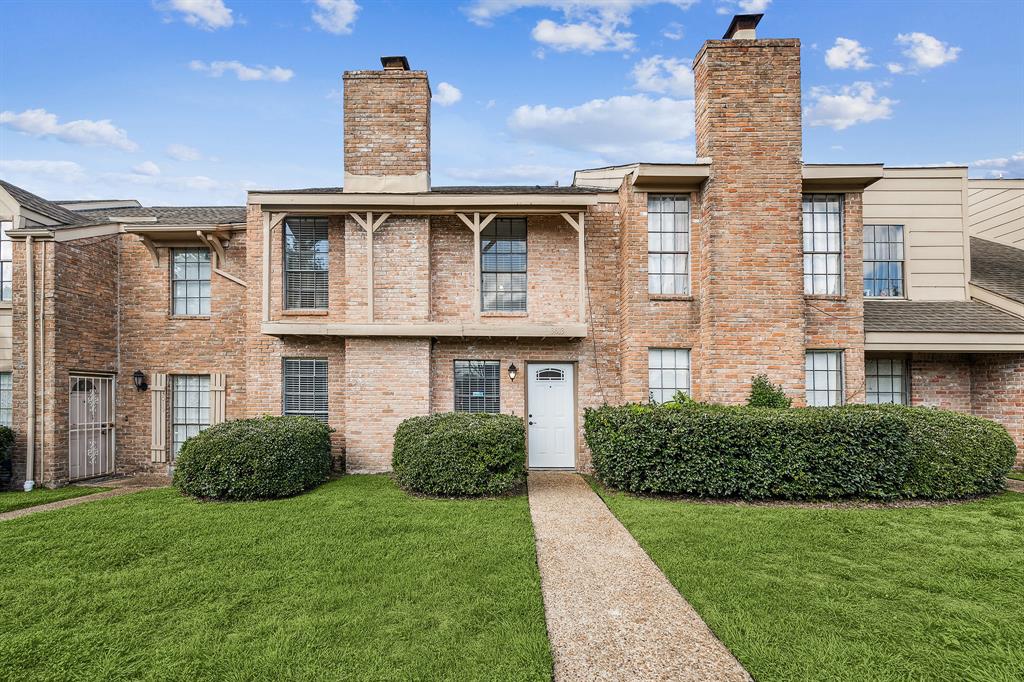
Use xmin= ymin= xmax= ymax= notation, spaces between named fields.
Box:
xmin=804 ymin=295 xmax=847 ymax=302
xmin=168 ymin=315 xmax=211 ymax=321
xmin=649 ymin=294 xmax=693 ymax=302
xmin=0 ymin=301 xmax=11 ymax=310
xmin=481 ymin=311 xmax=529 ymax=318
xmin=282 ymin=309 xmax=329 ymax=316
xmin=864 ymin=296 xmax=907 ymax=301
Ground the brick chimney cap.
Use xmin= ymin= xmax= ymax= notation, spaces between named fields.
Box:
xmin=380 ymin=55 xmax=410 ymax=70
xmin=723 ymin=13 xmax=763 ymax=39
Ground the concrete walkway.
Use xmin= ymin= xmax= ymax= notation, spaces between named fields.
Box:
xmin=1006 ymin=478 xmax=1024 ymax=494
xmin=0 ymin=485 xmax=154 ymax=522
xmin=528 ymin=472 xmax=750 ymax=682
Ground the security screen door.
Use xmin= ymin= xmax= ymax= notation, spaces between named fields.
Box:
xmin=68 ymin=374 xmax=115 ymax=480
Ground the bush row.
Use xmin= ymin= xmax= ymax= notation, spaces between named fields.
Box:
xmin=392 ymin=412 xmax=526 ymax=497
xmin=584 ymin=403 xmax=1014 ymax=500
xmin=173 ymin=416 xmax=332 ymax=501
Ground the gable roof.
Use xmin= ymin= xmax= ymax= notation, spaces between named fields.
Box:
xmin=0 ymin=179 xmax=96 ymax=227
xmin=864 ymin=300 xmax=1024 ymax=334
xmin=75 ymin=206 xmax=246 ymax=225
xmin=971 ymin=237 xmax=1024 ymax=304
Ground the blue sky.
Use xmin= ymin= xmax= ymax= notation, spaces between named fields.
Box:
xmin=1 ymin=0 xmax=1022 ymax=206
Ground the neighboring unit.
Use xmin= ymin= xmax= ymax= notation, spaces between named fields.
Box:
xmin=1 ymin=13 xmax=1021 ymax=489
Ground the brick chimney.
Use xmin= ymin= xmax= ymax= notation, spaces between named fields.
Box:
xmin=692 ymin=15 xmax=807 ymax=403
xmin=343 ymin=56 xmax=431 ymax=193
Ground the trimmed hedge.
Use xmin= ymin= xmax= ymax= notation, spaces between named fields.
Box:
xmin=584 ymin=403 xmax=1015 ymax=500
xmin=0 ymin=426 xmax=13 ymax=483
xmin=173 ymin=416 xmax=332 ymax=501
xmin=392 ymin=412 xmax=526 ymax=497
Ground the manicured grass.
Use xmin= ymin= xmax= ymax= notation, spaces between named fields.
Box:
xmin=0 ymin=476 xmax=551 ymax=681
xmin=1007 ymin=470 xmax=1024 ymax=482
xmin=595 ymin=482 xmax=1024 ymax=681
xmin=0 ymin=485 xmax=109 ymax=514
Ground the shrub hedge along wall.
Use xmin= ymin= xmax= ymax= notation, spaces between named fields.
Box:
xmin=174 ymin=416 xmax=332 ymax=501
xmin=393 ymin=412 xmax=526 ymax=497
xmin=584 ymin=403 xmax=1014 ymax=500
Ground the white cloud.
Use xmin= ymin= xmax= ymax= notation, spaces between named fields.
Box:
xmin=189 ymin=60 xmax=294 ymax=82
xmin=532 ymin=18 xmax=635 ymax=53
xmin=804 ymin=82 xmax=896 ymax=130
xmin=434 ymin=82 xmax=463 ymax=106
xmin=0 ymin=108 xmax=138 ymax=151
xmin=825 ymin=37 xmax=873 ymax=70
xmin=896 ymin=32 xmax=961 ymax=69
xmin=631 ymin=55 xmax=693 ymax=97
xmin=466 ymin=1 xmax=696 ymax=54
xmin=165 ymin=0 xmax=233 ymax=30
xmin=886 ymin=62 xmax=904 ymax=74
xmin=970 ymin=152 xmax=1024 ymax=178
xmin=509 ymin=94 xmax=694 ymax=161
xmin=662 ymin=22 xmax=684 ymax=40
xmin=717 ymin=0 xmax=770 ymax=15
xmin=0 ymin=159 xmax=86 ymax=183
xmin=166 ymin=143 xmax=203 ymax=161
xmin=132 ymin=161 xmax=162 ymax=176
xmin=312 ymin=0 xmax=359 ymax=35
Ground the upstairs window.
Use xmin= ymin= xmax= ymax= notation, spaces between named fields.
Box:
xmin=284 ymin=217 xmax=329 ymax=310
xmin=866 ymin=358 xmax=908 ymax=405
xmin=648 ymin=348 xmax=691 ymax=404
xmin=864 ymin=224 xmax=905 ymax=297
xmin=805 ymin=350 xmax=844 ymax=406
xmin=647 ymin=194 xmax=690 ymax=295
xmin=802 ymin=194 xmax=843 ymax=295
xmin=454 ymin=360 xmax=500 ymax=413
xmin=282 ymin=358 xmax=328 ymax=422
xmin=171 ymin=248 xmax=211 ymax=316
xmin=481 ymin=218 xmax=527 ymax=312
xmin=1 ymin=221 xmax=12 ymax=302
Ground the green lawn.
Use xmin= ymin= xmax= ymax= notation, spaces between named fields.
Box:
xmin=595 ymin=482 xmax=1024 ymax=681
xmin=0 ymin=485 xmax=109 ymax=514
xmin=0 ymin=476 xmax=551 ymax=681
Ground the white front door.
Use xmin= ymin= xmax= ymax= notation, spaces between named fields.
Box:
xmin=527 ymin=363 xmax=575 ymax=469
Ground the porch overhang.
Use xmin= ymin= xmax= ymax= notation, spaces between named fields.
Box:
xmin=260 ymin=321 xmax=588 ymax=339
xmin=864 ymin=332 xmax=1024 ymax=352
xmin=248 ymin=191 xmax=600 ymax=213
xmin=802 ymin=164 xmax=884 ymax=192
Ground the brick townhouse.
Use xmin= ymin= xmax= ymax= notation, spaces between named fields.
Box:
xmin=1 ymin=14 xmax=1022 ymax=489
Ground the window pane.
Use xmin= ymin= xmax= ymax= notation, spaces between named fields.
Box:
xmin=802 ymin=194 xmax=844 ymax=295
xmin=647 ymin=195 xmax=691 ymax=295
xmin=454 ymin=360 xmax=500 ymax=413
xmin=863 ymin=224 xmax=905 ymax=298
xmin=804 ymin=351 xmax=843 ymax=406
xmin=865 ymin=357 xmax=907 ymax=404
xmin=648 ymin=348 xmax=691 ymax=404
xmin=171 ymin=248 xmax=211 ymax=316
xmin=282 ymin=359 xmax=329 ymax=422
xmin=171 ymin=374 xmax=211 ymax=456
xmin=481 ymin=218 xmax=527 ymax=312
xmin=285 ymin=218 xmax=329 ymax=310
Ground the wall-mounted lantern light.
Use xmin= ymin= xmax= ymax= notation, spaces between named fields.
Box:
xmin=133 ymin=370 xmax=149 ymax=392
xmin=508 ymin=363 xmax=518 ymax=382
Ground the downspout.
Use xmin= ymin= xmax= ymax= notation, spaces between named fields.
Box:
xmin=24 ymin=236 xmax=35 ymax=491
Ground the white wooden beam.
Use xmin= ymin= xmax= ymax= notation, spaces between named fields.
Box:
xmin=576 ymin=213 xmax=586 ymax=323
xmin=349 ymin=212 xmax=389 ymax=322
xmin=206 ymin=233 xmax=227 ymax=265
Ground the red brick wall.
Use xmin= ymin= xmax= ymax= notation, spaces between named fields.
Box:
xmin=694 ymin=38 xmax=807 ymax=404
xmin=970 ymin=353 xmax=1023 ymax=465
xmin=343 ymin=69 xmax=430 ymax=178
xmin=910 ymin=353 xmax=973 ymax=412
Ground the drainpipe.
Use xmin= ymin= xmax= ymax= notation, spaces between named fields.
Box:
xmin=24 ymin=236 xmax=35 ymax=491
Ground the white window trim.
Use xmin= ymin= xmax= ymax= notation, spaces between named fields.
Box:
xmin=802 ymin=194 xmax=845 ymax=297
xmin=863 ymin=224 xmax=906 ymax=299
xmin=647 ymin=348 xmax=692 ymax=404
xmin=647 ymin=194 xmax=692 ymax=296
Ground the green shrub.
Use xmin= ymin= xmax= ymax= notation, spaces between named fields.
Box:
xmin=0 ymin=426 xmax=13 ymax=483
xmin=173 ymin=416 xmax=332 ymax=501
xmin=584 ymin=403 xmax=1014 ymax=501
xmin=746 ymin=374 xmax=792 ymax=408
xmin=392 ymin=412 xmax=526 ymax=497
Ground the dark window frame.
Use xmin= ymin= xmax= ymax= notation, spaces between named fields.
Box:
xmin=284 ymin=217 xmax=329 ymax=310
xmin=802 ymin=194 xmax=844 ymax=296
xmin=863 ymin=224 xmax=906 ymax=298
xmin=481 ymin=218 xmax=527 ymax=313
xmin=170 ymin=247 xmax=212 ymax=317
xmin=282 ymin=358 xmax=329 ymax=423
xmin=865 ymin=356 xmax=910 ymax=405
xmin=170 ymin=374 xmax=210 ymax=457
xmin=805 ymin=349 xmax=845 ymax=406
xmin=453 ymin=359 xmax=501 ymax=413
xmin=647 ymin=194 xmax=691 ymax=295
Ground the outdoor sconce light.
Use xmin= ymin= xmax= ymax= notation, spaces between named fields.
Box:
xmin=508 ymin=363 xmax=518 ymax=382
xmin=133 ymin=370 xmax=148 ymax=392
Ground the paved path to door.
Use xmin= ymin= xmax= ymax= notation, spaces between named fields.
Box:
xmin=0 ymin=485 xmax=154 ymax=522
xmin=528 ymin=472 xmax=751 ymax=682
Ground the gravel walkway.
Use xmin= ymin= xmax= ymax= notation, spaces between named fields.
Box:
xmin=528 ymin=472 xmax=751 ymax=682
xmin=0 ymin=485 xmax=153 ymax=522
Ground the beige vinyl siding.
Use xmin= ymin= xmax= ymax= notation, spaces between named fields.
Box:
xmin=0 ymin=309 xmax=11 ymax=371
xmin=968 ymin=179 xmax=1024 ymax=248
xmin=862 ymin=167 xmax=969 ymax=301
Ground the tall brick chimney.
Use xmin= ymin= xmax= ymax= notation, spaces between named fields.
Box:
xmin=343 ymin=56 xmax=431 ymax=193
xmin=692 ymin=14 xmax=807 ymax=403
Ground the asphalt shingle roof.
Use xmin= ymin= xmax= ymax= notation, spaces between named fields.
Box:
xmin=864 ymin=300 xmax=1024 ymax=334
xmin=0 ymin=179 xmax=94 ymax=226
xmin=76 ymin=206 xmax=246 ymax=225
xmin=970 ymin=237 xmax=1024 ymax=304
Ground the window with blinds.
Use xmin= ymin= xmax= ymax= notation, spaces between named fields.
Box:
xmin=283 ymin=359 xmax=329 ymax=422
xmin=454 ymin=360 xmax=500 ymax=413
xmin=284 ymin=217 xmax=329 ymax=309
xmin=481 ymin=218 xmax=527 ymax=312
